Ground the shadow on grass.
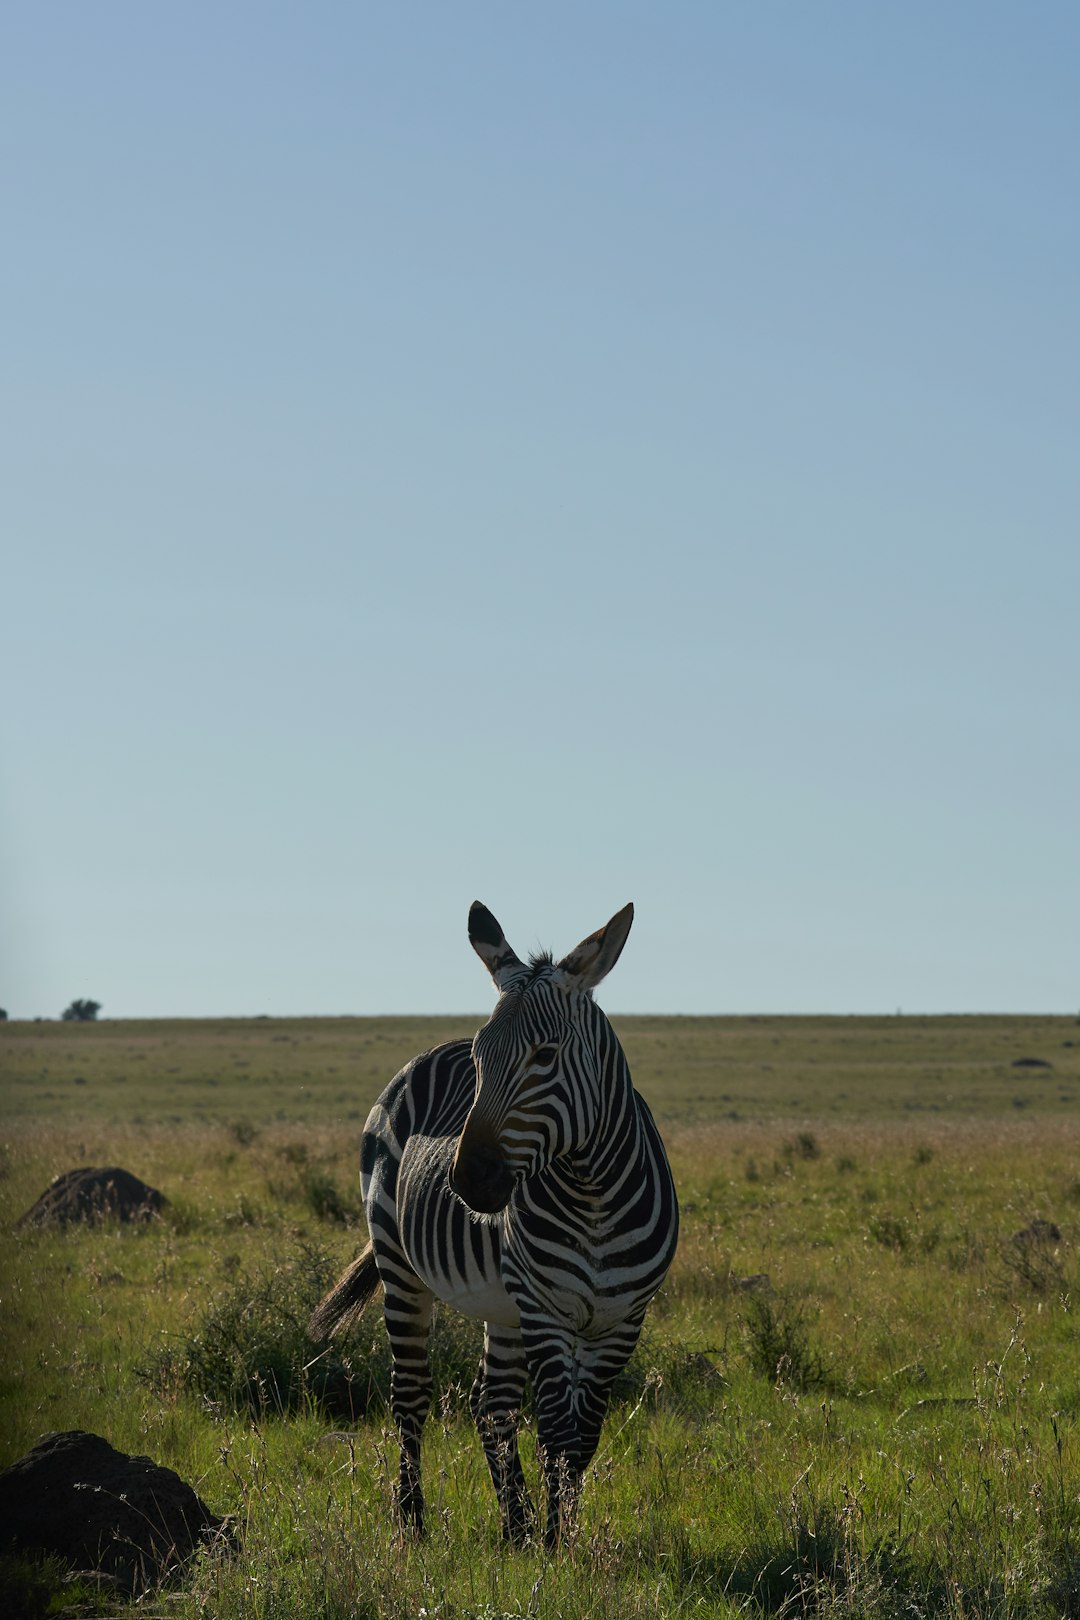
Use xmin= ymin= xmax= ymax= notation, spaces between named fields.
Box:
xmin=642 ymin=1507 xmax=1080 ymax=1619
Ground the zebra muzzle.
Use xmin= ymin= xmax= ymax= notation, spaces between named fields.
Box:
xmin=450 ymin=1125 xmax=516 ymax=1214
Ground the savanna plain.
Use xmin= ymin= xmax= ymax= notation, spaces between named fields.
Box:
xmin=2 ymin=1013 xmax=1078 ymax=1619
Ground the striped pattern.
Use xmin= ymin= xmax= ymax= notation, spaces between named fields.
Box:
xmin=311 ymin=903 xmax=679 ymax=1547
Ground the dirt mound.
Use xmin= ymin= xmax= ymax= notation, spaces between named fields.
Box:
xmin=0 ymin=1430 xmax=231 ymax=1591
xmin=16 ymin=1166 xmax=166 ymax=1228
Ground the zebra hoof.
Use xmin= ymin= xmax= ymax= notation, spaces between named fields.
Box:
xmin=501 ymin=1500 xmax=536 ymax=1548
xmin=395 ymin=1490 xmax=426 ymax=1540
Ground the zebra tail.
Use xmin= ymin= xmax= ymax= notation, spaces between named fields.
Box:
xmin=309 ymin=1241 xmax=382 ymax=1340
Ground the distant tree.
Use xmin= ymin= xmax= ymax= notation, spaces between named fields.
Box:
xmin=61 ymin=999 xmax=102 ymax=1022
xmin=0 ymin=1008 xmax=7 ymax=1020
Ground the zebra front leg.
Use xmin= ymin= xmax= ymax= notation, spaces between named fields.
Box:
xmin=573 ymin=1315 xmax=646 ymax=1479
xmin=520 ymin=1319 xmax=581 ymax=1549
xmin=383 ymin=1282 xmax=434 ymax=1535
xmin=470 ymin=1323 xmax=534 ymax=1545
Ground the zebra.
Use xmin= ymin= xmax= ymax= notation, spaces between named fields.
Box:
xmin=310 ymin=900 xmax=679 ymax=1548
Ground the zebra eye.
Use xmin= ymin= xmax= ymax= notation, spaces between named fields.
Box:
xmin=532 ymin=1045 xmax=558 ymax=1067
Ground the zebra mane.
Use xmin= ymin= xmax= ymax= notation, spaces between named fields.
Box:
xmin=495 ymin=948 xmax=592 ymax=1008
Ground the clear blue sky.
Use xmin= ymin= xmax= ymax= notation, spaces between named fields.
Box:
xmin=3 ymin=4 xmax=1078 ymax=1019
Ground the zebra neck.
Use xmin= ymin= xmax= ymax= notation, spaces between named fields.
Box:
xmin=562 ymin=1064 xmax=644 ymax=1201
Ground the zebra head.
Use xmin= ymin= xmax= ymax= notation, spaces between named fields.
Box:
xmin=449 ymin=901 xmax=634 ymax=1215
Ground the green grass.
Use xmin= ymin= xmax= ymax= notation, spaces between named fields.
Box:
xmin=4 ymin=1011 xmax=1079 ymax=1125
xmin=1 ymin=1015 xmax=1078 ymax=1617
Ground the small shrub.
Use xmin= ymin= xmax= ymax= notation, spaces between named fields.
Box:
xmin=867 ymin=1214 xmax=910 ymax=1253
xmin=159 ymin=1195 xmax=203 ymax=1235
xmin=742 ymin=1294 xmax=827 ymax=1392
xmin=946 ymin=1228 xmax=987 ymax=1272
xmin=659 ymin=1345 xmax=728 ymax=1409
xmin=138 ymin=1239 xmax=482 ymax=1421
xmin=731 ymin=1472 xmax=926 ymax=1615
xmin=594 ymin=1332 xmax=728 ymax=1417
xmin=222 ymin=1192 xmax=269 ymax=1228
xmin=999 ymin=1225 xmax=1067 ymax=1298
xmin=139 ymin=1239 xmax=371 ymax=1418
xmin=301 ymin=1167 xmax=361 ymax=1226
xmin=230 ymin=1119 xmax=258 ymax=1147
xmin=785 ymin=1131 xmax=821 ymax=1162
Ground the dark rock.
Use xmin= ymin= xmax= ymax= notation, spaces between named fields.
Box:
xmin=16 ymin=1167 xmax=166 ymax=1228
xmin=1011 ymin=1057 xmax=1053 ymax=1070
xmin=0 ymin=1431 xmax=231 ymax=1591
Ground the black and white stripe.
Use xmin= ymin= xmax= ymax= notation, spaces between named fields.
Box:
xmin=311 ymin=901 xmax=679 ymax=1547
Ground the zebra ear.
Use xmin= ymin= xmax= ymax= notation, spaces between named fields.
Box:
xmin=557 ymin=903 xmax=634 ymax=991
xmin=469 ymin=901 xmax=525 ymax=989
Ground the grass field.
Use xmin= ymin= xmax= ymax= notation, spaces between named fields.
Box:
xmin=2 ymin=1014 xmax=1078 ymax=1617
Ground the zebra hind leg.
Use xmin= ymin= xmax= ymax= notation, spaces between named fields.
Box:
xmin=470 ymin=1323 xmax=534 ymax=1545
xmin=383 ymin=1281 xmax=435 ymax=1536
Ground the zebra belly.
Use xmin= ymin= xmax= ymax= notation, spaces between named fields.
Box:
xmin=396 ymin=1134 xmax=519 ymax=1330
xmin=432 ymin=1274 xmax=520 ymax=1328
